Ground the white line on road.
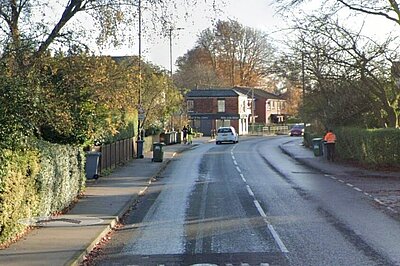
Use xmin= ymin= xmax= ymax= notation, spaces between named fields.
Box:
xmin=346 ymin=183 xmax=354 ymax=187
xmin=231 ymin=155 xmax=235 ymax=160
xmin=240 ymin=174 xmax=246 ymax=183
xmin=338 ymin=179 xmax=345 ymax=183
xmin=353 ymin=187 xmax=362 ymax=192
xmin=236 ymin=166 xmax=242 ymax=173
xmin=246 ymin=185 xmax=255 ymax=197
xmin=254 ymin=200 xmax=267 ymax=217
xmin=253 ymin=200 xmax=289 ymax=253
xmin=233 ymin=160 xmax=238 ymax=166
xmin=267 ymin=223 xmax=289 ymax=253
xmin=374 ymin=198 xmax=384 ymax=205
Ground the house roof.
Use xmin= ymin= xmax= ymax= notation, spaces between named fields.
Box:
xmin=186 ymin=89 xmax=247 ymax=98
xmin=233 ymin=86 xmax=283 ymax=100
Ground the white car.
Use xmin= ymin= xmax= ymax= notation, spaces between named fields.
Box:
xmin=216 ymin=126 xmax=239 ymax=144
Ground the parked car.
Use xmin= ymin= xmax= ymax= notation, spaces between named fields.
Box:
xmin=216 ymin=126 xmax=239 ymax=144
xmin=289 ymin=124 xmax=304 ymax=136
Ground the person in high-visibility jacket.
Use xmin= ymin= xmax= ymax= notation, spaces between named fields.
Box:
xmin=324 ymin=129 xmax=337 ymax=161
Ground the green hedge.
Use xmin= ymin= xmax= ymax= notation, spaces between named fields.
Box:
xmin=0 ymin=141 xmax=85 ymax=245
xmin=34 ymin=141 xmax=86 ymax=216
xmin=305 ymin=127 xmax=400 ymax=168
xmin=335 ymin=127 xmax=400 ymax=167
xmin=0 ymin=149 xmax=40 ymax=244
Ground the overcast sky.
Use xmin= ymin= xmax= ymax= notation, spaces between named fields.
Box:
xmin=100 ymin=0 xmax=285 ymax=72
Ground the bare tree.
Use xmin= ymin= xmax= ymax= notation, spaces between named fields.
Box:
xmin=0 ymin=0 xmax=222 ymax=70
xmin=276 ymin=0 xmax=400 ymax=26
xmin=285 ymin=14 xmax=400 ymax=127
xmin=175 ymin=19 xmax=275 ymax=88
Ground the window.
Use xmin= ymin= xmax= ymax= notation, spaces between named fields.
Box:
xmin=187 ymin=100 xmax=194 ymax=112
xmin=266 ymin=101 xmax=271 ymax=111
xmin=218 ymin=99 xmax=225 ymax=112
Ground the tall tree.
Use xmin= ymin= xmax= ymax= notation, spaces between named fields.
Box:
xmin=175 ymin=19 xmax=275 ymax=88
xmin=276 ymin=0 xmax=400 ymax=26
xmin=285 ymin=14 xmax=400 ymax=127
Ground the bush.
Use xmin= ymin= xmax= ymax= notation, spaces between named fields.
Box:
xmin=0 ymin=140 xmax=85 ymax=245
xmin=0 ymin=149 xmax=40 ymax=244
xmin=336 ymin=127 xmax=400 ymax=168
xmin=34 ymin=141 xmax=85 ymax=215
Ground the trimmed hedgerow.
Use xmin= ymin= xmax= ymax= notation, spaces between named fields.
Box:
xmin=34 ymin=141 xmax=86 ymax=216
xmin=305 ymin=127 xmax=400 ymax=168
xmin=0 ymin=141 xmax=85 ymax=245
xmin=335 ymin=127 xmax=400 ymax=168
xmin=0 ymin=149 xmax=40 ymax=244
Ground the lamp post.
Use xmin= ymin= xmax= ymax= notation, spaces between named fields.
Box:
xmin=168 ymin=27 xmax=184 ymax=77
xmin=136 ymin=0 xmax=144 ymax=158
xmin=168 ymin=27 xmax=184 ymax=130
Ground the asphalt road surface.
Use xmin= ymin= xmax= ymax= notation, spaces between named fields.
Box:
xmin=90 ymin=136 xmax=400 ymax=266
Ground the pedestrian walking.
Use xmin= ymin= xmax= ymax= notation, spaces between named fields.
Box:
xmin=187 ymin=125 xmax=193 ymax=144
xmin=182 ymin=126 xmax=188 ymax=144
xmin=324 ymin=129 xmax=337 ymax=161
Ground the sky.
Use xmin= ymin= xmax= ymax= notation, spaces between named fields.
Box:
xmin=96 ymin=0 xmax=398 ymax=73
xmin=100 ymin=0 xmax=285 ymax=73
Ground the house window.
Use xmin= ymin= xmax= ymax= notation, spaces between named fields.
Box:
xmin=218 ymin=99 xmax=225 ymax=112
xmin=187 ymin=100 xmax=194 ymax=112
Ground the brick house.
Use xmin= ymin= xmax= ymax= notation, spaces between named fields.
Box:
xmin=234 ymin=87 xmax=287 ymax=125
xmin=185 ymin=89 xmax=251 ymax=136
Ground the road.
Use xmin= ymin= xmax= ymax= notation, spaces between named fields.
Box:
xmin=90 ymin=136 xmax=400 ymax=266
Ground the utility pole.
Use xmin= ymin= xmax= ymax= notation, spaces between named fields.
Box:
xmin=302 ymin=51 xmax=306 ymax=130
xmin=168 ymin=27 xmax=184 ymax=77
xmin=168 ymin=27 xmax=184 ymax=130
xmin=136 ymin=0 xmax=144 ymax=158
xmin=251 ymin=88 xmax=255 ymax=134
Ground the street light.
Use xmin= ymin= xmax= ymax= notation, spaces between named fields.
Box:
xmin=168 ymin=27 xmax=184 ymax=77
xmin=167 ymin=27 xmax=184 ymax=130
xmin=136 ymin=0 xmax=144 ymax=158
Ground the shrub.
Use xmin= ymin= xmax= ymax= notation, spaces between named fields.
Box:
xmin=336 ymin=127 xmax=400 ymax=168
xmin=0 ymin=149 xmax=40 ymax=244
xmin=0 ymin=140 xmax=85 ymax=245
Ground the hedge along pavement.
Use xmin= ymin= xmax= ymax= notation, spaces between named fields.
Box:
xmin=305 ymin=127 xmax=400 ymax=168
xmin=336 ymin=127 xmax=400 ymax=168
xmin=0 ymin=140 xmax=85 ymax=245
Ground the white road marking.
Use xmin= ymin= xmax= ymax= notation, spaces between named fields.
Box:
xmin=253 ymin=201 xmax=289 ymax=253
xmin=338 ymin=179 xmax=345 ymax=183
xmin=231 ymin=147 xmax=288 ymax=254
xmin=346 ymin=183 xmax=354 ymax=187
xmin=354 ymin=187 xmax=362 ymax=192
xmin=246 ymin=185 xmax=255 ymax=197
xmin=374 ymin=198 xmax=384 ymax=205
xmin=233 ymin=160 xmax=238 ymax=166
xmin=267 ymin=223 xmax=289 ymax=253
xmin=254 ymin=200 xmax=267 ymax=218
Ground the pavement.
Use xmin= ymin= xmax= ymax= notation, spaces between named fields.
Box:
xmin=0 ymin=136 xmax=398 ymax=266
